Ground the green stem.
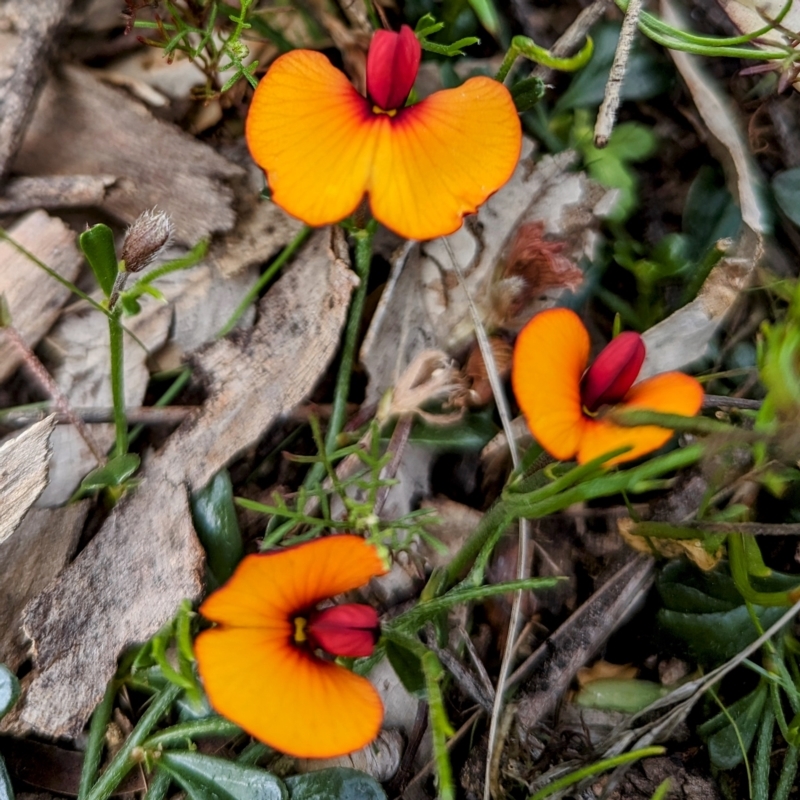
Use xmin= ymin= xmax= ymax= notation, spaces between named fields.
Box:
xmin=143 ymin=769 xmax=172 ymax=800
xmin=78 ymin=679 xmax=118 ymax=800
xmin=85 ymin=683 xmax=180 ymax=800
xmin=775 ymin=745 xmax=799 ymax=800
xmin=108 ymin=307 xmax=128 ymax=457
xmin=143 ymin=717 xmax=241 ymax=749
xmin=610 ymin=408 xmax=761 ymax=440
xmin=303 ymin=221 xmax=376 ymax=490
xmin=529 ymin=746 xmax=665 ymax=800
xmin=496 ymin=34 xmax=594 ymax=82
xmin=128 ymin=367 xmax=192 ymax=446
xmin=753 ymin=702 xmax=775 ymax=800
xmin=217 ymin=226 xmax=312 ymax=338
xmin=729 ymin=533 xmax=800 ymax=607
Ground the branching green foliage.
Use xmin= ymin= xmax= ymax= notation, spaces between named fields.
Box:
xmin=130 ymin=0 xmax=259 ymax=98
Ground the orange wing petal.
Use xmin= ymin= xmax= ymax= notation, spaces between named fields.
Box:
xmin=577 ymin=372 xmax=704 ymax=466
xmin=195 ymin=627 xmax=383 ymax=758
xmin=369 ymin=77 xmax=522 ymax=240
xmin=512 ymin=308 xmax=589 ymax=461
xmin=200 ymin=535 xmax=387 ymax=628
xmin=246 ymin=50 xmax=380 ymax=227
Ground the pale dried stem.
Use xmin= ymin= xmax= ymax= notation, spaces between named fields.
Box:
xmin=595 ymin=0 xmax=643 ymax=147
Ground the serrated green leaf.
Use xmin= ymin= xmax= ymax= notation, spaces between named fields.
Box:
xmin=79 ymin=453 xmax=140 ymax=491
xmin=79 ymin=224 xmax=118 ymax=298
xmin=158 ymin=751 xmax=287 ymax=800
xmin=286 ymin=768 xmax=387 ymax=800
xmin=191 ymin=470 xmax=244 ymax=585
xmin=0 ymin=666 xmax=19 ymax=721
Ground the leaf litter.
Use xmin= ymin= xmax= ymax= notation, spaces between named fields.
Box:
xmin=1 ymin=0 xmax=800 ymax=797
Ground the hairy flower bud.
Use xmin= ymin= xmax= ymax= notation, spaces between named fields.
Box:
xmin=120 ymin=208 xmax=174 ymax=273
xmin=366 ymin=25 xmax=421 ymax=112
xmin=307 ymin=604 xmax=380 ymax=658
xmin=580 ymin=331 xmax=645 ymax=412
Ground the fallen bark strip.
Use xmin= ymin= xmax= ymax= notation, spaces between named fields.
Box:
xmin=18 ymin=230 xmax=357 ymax=739
xmin=0 ymin=174 xmax=116 ymax=214
xmin=0 ymin=0 xmax=73 ymax=179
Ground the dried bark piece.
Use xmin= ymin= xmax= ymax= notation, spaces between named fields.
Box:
xmin=20 ymin=231 xmax=356 ymax=739
xmin=0 ymin=0 xmax=72 ymax=179
xmin=0 ymin=210 xmax=83 ymax=384
xmin=0 ymin=503 xmax=87 ymax=670
xmin=0 ymin=175 xmax=116 ymax=214
xmin=0 ymin=416 xmax=56 ymax=547
xmin=14 ymin=65 xmax=244 ymax=244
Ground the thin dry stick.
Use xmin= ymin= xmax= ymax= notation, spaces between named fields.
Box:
xmin=0 ymin=405 xmax=193 ymax=427
xmin=594 ymin=0 xmax=644 ymax=147
xmin=440 ymin=238 xmax=530 ymax=800
xmin=2 ymin=325 xmax=105 ymax=462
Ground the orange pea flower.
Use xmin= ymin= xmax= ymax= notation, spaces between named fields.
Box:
xmin=195 ymin=535 xmax=388 ymax=758
xmin=512 ymin=308 xmax=703 ymax=466
xmin=245 ymin=25 xmax=522 ymax=240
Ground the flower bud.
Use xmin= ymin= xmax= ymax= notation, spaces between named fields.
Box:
xmin=307 ymin=604 xmax=380 ymax=658
xmin=366 ymin=25 xmax=421 ymax=112
xmin=120 ymin=208 xmax=174 ymax=273
xmin=580 ymin=331 xmax=645 ymax=412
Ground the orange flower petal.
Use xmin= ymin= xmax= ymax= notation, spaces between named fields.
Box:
xmin=246 ymin=50 xmax=379 ymax=227
xmin=195 ymin=626 xmax=383 ymax=758
xmin=577 ymin=372 xmax=704 ymax=466
xmin=200 ymin=535 xmax=387 ymax=628
xmin=369 ymin=77 xmax=522 ymax=240
xmin=512 ymin=308 xmax=590 ymax=461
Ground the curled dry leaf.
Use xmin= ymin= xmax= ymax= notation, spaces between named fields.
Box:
xmin=617 ymin=516 xmax=723 ymax=571
xmin=458 ymin=336 xmax=514 ymax=408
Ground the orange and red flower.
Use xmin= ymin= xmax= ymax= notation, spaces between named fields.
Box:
xmin=195 ymin=535 xmax=387 ymax=758
xmin=512 ymin=308 xmax=703 ymax=465
xmin=245 ymin=25 xmax=522 ymax=240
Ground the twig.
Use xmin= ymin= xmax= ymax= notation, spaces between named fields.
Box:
xmin=1 ymin=325 xmax=105 ymax=463
xmin=594 ymin=0 xmax=643 ymax=147
xmin=440 ymin=237 xmax=529 ymax=800
xmin=0 ymin=405 xmax=194 ymax=428
xmin=702 ymin=394 xmax=762 ymax=410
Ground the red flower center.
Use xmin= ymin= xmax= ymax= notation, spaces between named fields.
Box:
xmin=297 ymin=603 xmax=381 ymax=658
xmin=366 ymin=25 xmax=421 ymax=112
xmin=580 ymin=331 xmax=646 ymax=413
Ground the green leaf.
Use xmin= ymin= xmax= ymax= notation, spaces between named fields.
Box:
xmin=403 ymin=412 xmax=498 ymax=452
xmin=0 ymin=756 xmax=12 ymax=800
xmin=773 ymin=167 xmax=800 ymax=228
xmin=511 ymin=76 xmax=545 ymax=113
xmin=0 ymin=666 xmax=19 ymax=722
xmin=604 ymin=122 xmax=658 ymax=161
xmin=158 ymin=751 xmax=288 ymax=800
xmin=574 ymin=678 xmax=668 ymax=714
xmin=683 ymin=166 xmax=742 ymax=260
xmin=385 ymin=638 xmax=427 ymax=696
xmin=286 ymin=768 xmax=387 ymax=800
xmin=700 ymin=683 xmax=768 ymax=769
xmin=79 ymin=453 xmax=141 ymax=491
xmin=79 ymin=224 xmax=118 ymax=298
xmin=191 ymin=470 xmax=244 ymax=585
xmin=466 ymin=0 xmax=500 ymax=37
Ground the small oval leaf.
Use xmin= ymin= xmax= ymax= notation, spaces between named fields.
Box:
xmin=79 ymin=453 xmax=141 ymax=492
xmin=158 ymin=751 xmax=287 ymax=800
xmin=286 ymin=768 xmax=387 ymax=800
xmin=79 ymin=224 xmax=118 ymax=299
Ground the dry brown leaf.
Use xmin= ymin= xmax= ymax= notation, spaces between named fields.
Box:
xmin=0 ymin=416 xmax=56 ymax=546
xmin=14 ymin=65 xmax=243 ymax=244
xmin=576 ymin=660 xmax=639 ymax=687
xmin=639 ymin=0 xmax=768 ymax=379
xmin=617 ymin=517 xmax=722 ymax=571
xmin=0 ymin=210 xmax=83 ymax=384
xmin=17 ymin=231 xmax=356 ymax=738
